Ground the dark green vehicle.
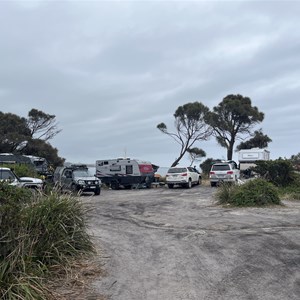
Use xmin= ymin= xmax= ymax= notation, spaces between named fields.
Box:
xmin=53 ymin=164 xmax=101 ymax=195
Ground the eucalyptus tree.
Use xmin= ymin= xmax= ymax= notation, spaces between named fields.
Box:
xmin=206 ymin=94 xmax=264 ymax=160
xmin=187 ymin=147 xmax=206 ymax=167
xmin=0 ymin=109 xmax=64 ymax=167
xmin=157 ymin=102 xmax=212 ymax=167
xmin=236 ymin=129 xmax=272 ymax=151
xmin=0 ymin=112 xmax=31 ymax=152
xmin=27 ymin=108 xmax=62 ymax=141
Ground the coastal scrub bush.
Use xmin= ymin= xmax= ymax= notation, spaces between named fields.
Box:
xmin=279 ymin=172 xmax=300 ymax=200
xmin=252 ymin=159 xmax=295 ymax=186
xmin=0 ymin=184 xmax=94 ymax=299
xmin=1 ymin=163 xmax=37 ymax=178
xmin=216 ymin=178 xmax=281 ymax=206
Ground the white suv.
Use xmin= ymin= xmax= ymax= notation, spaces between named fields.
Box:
xmin=0 ymin=167 xmax=44 ymax=189
xmin=209 ymin=161 xmax=240 ymax=187
xmin=166 ymin=166 xmax=201 ymax=189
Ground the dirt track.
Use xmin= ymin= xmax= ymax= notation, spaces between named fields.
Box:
xmin=84 ymin=185 xmax=300 ymax=300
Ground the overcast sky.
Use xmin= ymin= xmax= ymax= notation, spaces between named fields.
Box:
xmin=1 ymin=0 xmax=300 ymax=168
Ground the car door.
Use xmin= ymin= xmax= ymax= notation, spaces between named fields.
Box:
xmin=62 ymin=169 xmax=73 ymax=189
xmin=188 ymin=167 xmax=198 ymax=183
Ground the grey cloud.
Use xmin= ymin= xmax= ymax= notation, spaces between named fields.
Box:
xmin=1 ymin=1 xmax=300 ymax=166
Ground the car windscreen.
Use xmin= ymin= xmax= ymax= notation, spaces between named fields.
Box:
xmin=167 ymin=168 xmax=187 ymax=173
xmin=212 ymin=164 xmax=230 ymax=171
xmin=73 ymin=170 xmax=91 ymax=177
xmin=0 ymin=170 xmax=16 ymax=180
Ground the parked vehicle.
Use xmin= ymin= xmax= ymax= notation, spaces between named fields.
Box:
xmin=166 ymin=166 xmax=201 ymax=189
xmin=238 ymin=148 xmax=270 ymax=176
xmin=0 ymin=153 xmax=50 ymax=176
xmin=209 ymin=161 xmax=240 ymax=187
xmin=95 ymin=158 xmax=157 ymax=189
xmin=53 ymin=164 xmax=101 ymax=195
xmin=0 ymin=167 xmax=44 ymax=189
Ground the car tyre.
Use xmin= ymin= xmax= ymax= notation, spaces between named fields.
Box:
xmin=210 ymin=182 xmax=217 ymax=187
xmin=168 ymin=184 xmax=174 ymax=189
xmin=186 ymin=179 xmax=192 ymax=189
xmin=94 ymin=187 xmax=101 ymax=195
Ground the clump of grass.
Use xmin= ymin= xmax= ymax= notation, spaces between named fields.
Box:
xmin=279 ymin=175 xmax=300 ymax=200
xmin=215 ymin=182 xmax=237 ymax=205
xmin=215 ymin=178 xmax=281 ymax=206
xmin=0 ymin=183 xmax=95 ymax=299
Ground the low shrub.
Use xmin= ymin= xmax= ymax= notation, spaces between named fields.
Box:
xmin=215 ymin=182 xmax=237 ymax=205
xmin=0 ymin=184 xmax=95 ymax=300
xmin=1 ymin=163 xmax=38 ymax=178
xmin=252 ymin=159 xmax=295 ymax=187
xmin=216 ymin=178 xmax=281 ymax=206
xmin=278 ymin=173 xmax=300 ymax=200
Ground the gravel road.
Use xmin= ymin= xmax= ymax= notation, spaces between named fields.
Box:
xmin=84 ymin=185 xmax=300 ymax=300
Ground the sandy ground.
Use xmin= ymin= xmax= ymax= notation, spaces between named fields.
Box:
xmin=83 ymin=185 xmax=300 ymax=300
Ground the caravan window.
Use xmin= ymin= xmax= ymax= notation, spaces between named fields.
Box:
xmin=126 ymin=165 xmax=133 ymax=174
xmin=110 ymin=165 xmax=121 ymax=172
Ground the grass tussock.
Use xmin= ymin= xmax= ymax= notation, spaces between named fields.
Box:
xmin=215 ymin=178 xmax=281 ymax=206
xmin=279 ymin=175 xmax=300 ymax=200
xmin=0 ymin=182 xmax=96 ymax=300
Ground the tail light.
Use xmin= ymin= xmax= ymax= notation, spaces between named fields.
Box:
xmin=181 ymin=173 xmax=187 ymax=176
xmin=210 ymin=171 xmax=215 ymax=175
xmin=227 ymin=171 xmax=233 ymax=174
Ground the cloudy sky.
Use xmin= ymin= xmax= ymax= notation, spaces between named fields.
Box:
xmin=1 ymin=0 xmax=300 ymax=168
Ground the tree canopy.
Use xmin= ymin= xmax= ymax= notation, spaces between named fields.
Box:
xmin=206 ymin=94 xmax=264 ymax=160
xmin=236 ymin=129 xmax=272 ymax=151
xmin=0 ymin=112 xmax=31 ymax=152
xmin=157 ymin=102 xmax=212 ymax=167
xmin=0 ymin=109 xmax=64 ymax=167
xmin=27 ymin=108 xmax=61 ymax=141
xmin=187 ymin=147 xmax=206 ymax=167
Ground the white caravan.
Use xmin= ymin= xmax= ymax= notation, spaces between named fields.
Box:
xmin=238 ymin=148 xmax=270 ymax=171
xmin=95 ymin=158 xmax=157 ymax=189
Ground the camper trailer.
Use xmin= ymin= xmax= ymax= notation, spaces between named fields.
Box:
xmin=95 ymin=158 xmax=157 ymax=189
xmin=238 ymin=148 xmax=270 ymax=171
xmin=0 ymin=153 xmax=49 ymax=176
xmin=23 ymin=155 xmax=49 ymax=175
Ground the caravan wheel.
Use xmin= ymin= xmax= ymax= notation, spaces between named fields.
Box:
xmin=111 ymin=181 xmax=120 ymax=190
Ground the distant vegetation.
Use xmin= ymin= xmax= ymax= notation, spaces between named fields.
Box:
xmin=215 ymin=159 xmax=300 ymax=206
xmin=157 ymin=94 xmax=272 ymax=167
xmin=0 ymin=109 xmax=64 ymax=168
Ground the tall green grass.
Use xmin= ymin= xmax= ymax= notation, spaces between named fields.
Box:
xmin=0 ymin=183 xmax=95 ymax=299
xmin=215 ymin=178 xmax=281 ymax=206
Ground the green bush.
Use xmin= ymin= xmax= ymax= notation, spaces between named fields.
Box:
xmin=278 ymin=173 xmax=300 ymax=200
xmin=24 ymin=192 xmax=94 ymax=266
xmin=1 ymin=163 xmax=38 ymax=178
xmin=0 ymin=184 xmax=94 ymax=299
xmin=216 ymin=178 xmax=281 ymax=206
xmin=252 ymin=159 xmax=295 ymax=186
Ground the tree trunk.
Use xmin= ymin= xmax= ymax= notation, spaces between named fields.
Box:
xmin=227 ymin=144 xmax=234 ymax=160
xmin=171 ymin=153 xmax=185 ymax=167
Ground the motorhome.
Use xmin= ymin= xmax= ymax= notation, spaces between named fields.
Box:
xmin=95 ymin=158 xmax=158 ymax=189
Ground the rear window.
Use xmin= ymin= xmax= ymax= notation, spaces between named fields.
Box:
xmin=168 ymin=168 xmax=187 ymax=173
xmin=211 ymin=164 xmax=231 ymax=171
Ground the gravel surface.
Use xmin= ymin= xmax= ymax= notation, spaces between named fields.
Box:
xmin=83 ymin=185 xmax=300 ymax=300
